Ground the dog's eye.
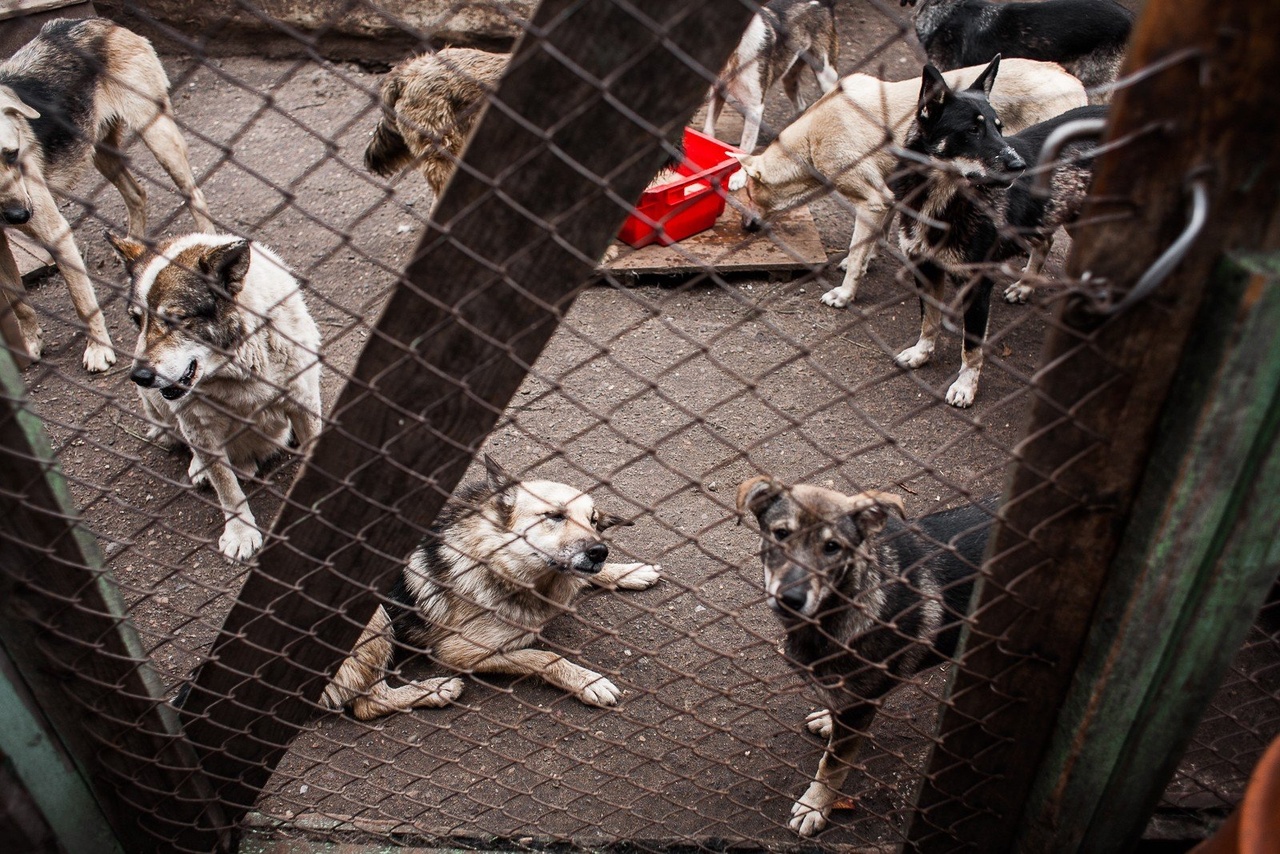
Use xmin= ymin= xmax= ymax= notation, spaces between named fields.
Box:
xmin=2 ymin=148 xmax=17 ymax=165
xmin=129 ymin=312 xmax=142 ymax=328
xmin=823 ymin=540 xmax=842 ymax=555
xmin=771 ymin=527 xmax=791 ymax=541
xmin=545 ymin=512 xmax=565 ymax=523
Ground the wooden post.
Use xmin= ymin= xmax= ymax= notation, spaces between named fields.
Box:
xmin=0 ymin=347 xmax=228 ymax=852
xmin=906 ymin=1 xmax=1280 ymax=851
xmin=174 ymin=0 xmax=753 ymax=845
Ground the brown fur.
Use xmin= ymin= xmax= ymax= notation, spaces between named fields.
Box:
xmin=364 ymin=48 xmax=508 ymax=197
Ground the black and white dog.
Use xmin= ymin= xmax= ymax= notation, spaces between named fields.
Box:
xmin=891 ymin=57 xmax=1107 ymax=407
xmin=901 ymin=0 xmax=1134 ymax=101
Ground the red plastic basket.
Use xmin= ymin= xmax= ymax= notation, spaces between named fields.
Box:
xmin=616 ymin=128 xmax=742 ymax=248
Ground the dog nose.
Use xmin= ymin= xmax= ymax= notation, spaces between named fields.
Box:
xmin=742 ymin=211 xmax=762 ymax=232
xmin=778 ymin=584 xmax=808 ymax=613
xmin=1001 ymin=149 xmax=1027 ymax=171
xmin=2 ymin=206 xmax=30 ymax=225
xmin=131 ymin=365 xmax=156 ymax=387
xmin=585 ymin=543 xmax=609 ymax=565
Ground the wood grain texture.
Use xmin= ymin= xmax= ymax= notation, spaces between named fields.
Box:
xmin=175 ymin=0 xmax=755 ymax=844
xmin=906 ymin=1 xmax=1280 ymax=851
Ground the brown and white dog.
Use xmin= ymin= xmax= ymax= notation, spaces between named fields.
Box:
xmin=732 ymin=58 xmax=1085 ymax=309
xmin=707 ymin=0 xmax=839 ymax=158
xmin=1 ymin=19 xmax=213 ymax=372
xmin=322 ymin=457 xmax=661 ymax=720
xmin=738 ymin=476 xmax=995 ymax=836
xmin=107 ymin=232 xmax=320 ymax=561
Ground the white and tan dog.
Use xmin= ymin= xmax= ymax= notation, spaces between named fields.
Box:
xmin=0 ymin=19 xmax=213 ymax=372
xmin=732 ymin=58 xmax=1086 ymax=309
xmin=323 ymin=457 xmax=661 ymax=720
xmin=107 ymin=232 xmax=320 ymax=561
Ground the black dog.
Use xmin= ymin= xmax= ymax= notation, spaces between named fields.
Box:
xmin=891 ymin=56 xmax=1107 ymax=407
xmin=737 ymin=476 xmax=996 ymax=836
xmin=902 ymin=0 xmax=1134 ymax=101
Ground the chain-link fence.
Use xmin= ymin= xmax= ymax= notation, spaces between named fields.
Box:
xmin=1 ymin=0 xmax=1278 ymax=852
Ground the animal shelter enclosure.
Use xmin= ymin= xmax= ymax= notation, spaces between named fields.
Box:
xmin=1 ymin=1 xmax=1279 ymax=853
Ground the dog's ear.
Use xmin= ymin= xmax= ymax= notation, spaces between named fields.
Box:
xmin=846 ymin=491 xmax=906 ymax=538
xmin=736 ymin=475 xmax=783 ymax=522
xmin=918 ymin=65 xmax=950 ymax=123
xmin=732 ymin=152 xmax=762 ymax=182
xmin=594 ymin=511 xmax=633 ymax=531
xmin=200 ymin=239 xmax=251 ymax=298
xmin=104 ymin=231 xmax=147 ymax=274
xmin=0 ymin=87 xmax=39 ymax=121
xmin=968 ymin=54 xmax=1001 ymax=99
xmin=483 ymin=455 xmax=515 ymax=493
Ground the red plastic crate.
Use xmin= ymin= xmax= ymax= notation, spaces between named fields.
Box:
xmin=616 ymin=128 xmax=743 ymax=248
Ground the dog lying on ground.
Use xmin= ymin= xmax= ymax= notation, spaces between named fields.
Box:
xmin=891 ymin=57 xmax=1107 ymax=407
xmin=706 ymin=0 xmax=839 ymax=159
xmin=901 ymin=0 xmax=1133 ymax=102
xmin=733 ymin=58 xmax=1084 ymax=309
xmin=737 ymin=476 xmax=995 ymax=837
xmin=322 ymin=457 xmax=661 ymax=720
xmin=0 ymin=19 xmax=214 ymax=372
xmin=106 ymin=232 xmax=321 ymax=560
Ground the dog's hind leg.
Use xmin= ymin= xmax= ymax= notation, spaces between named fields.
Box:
xmin=703 ymin=84 xmax=725 ymax=139
xmin=94 ymin=120 xmax=148 ymax=238
xmin=946 ymin=276 xmax=994 ymax=408
xmin=1005 ymin=235 xmax=1052 ymax=304
xmin=136 ymin=113 xmax=215 ymax=233
xmin=824 ymin=197 xmax=891 ymax=308
xmin=23 ymin=186 xmax=115 ymax=372
xmin=895 ymin=261 xmax=945 ymax=370
xmin=790 ymin=703 xmax=877 ymax=836
xmin=781 ymin=61 xmax=809 ymax=114
xmin=0 ymin=231 xmax=41 ymax=363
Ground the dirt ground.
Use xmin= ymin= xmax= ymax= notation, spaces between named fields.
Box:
xmin=12 ymin=0 xmax=1272 ymax=849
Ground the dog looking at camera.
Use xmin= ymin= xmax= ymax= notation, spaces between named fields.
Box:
xmin=738 ymin=476 xmax=995 ymax=837
xmin=107 ymin=232 xmax=321 ymax=561
xmin=322 ymin=457 xmax=661 ymax=720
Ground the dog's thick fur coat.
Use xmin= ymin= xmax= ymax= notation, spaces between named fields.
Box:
xmin=323 ymin=458 xmax=661 ymax=720
xmin=0 ymin=19 xmax=214 ymax=372
xmin=903 ymin=0 xmax=1133 ymax=101
xmin=891 ymin=58 xmax=1106 ymax=406
xmin=738 ymin=476 xmax=995 ymax=836
xmin=364 ymin=48 xmax=508 ymax=197
xmin=108 ymin=232 xmax=321 ymax=560
xmin=705 ymin=0 xmax=839 ymax=155
xmin=733 ymin=58 xmax=1085 ymax=309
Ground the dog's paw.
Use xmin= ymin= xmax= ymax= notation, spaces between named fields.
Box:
xmin=789 ymin=783 xmax=836 ymax=837
xmin=1004 ymin=282 xmax=1034 ymax=304
xmin=820 ymin=287 xmax=853 ymax=309
xmin=145 ymin=424 xmax=180 ymax=450
xmin=417 ymin=676 xmax=465 ymax=708
xmin=806 ymin=708 xmax=833 ymax=739
xmin=187 ymin=458 xmax=211 ymax=488
xmin=21 ymin=324 xmax=44 ymax=362
xmin=895 ymin=343 xmax=934 ymax=369
xmin=611 ymin=562 xmax=661 ymax=590
xmin=727 ymin=169 xmax=747 ymax=192
xmin=576 ymin=673 xmax=621 ymax=707
xmin=945 ymin=369 xmax=979 ymax=408
xmin=83 ymin=341 xmax=116 ymax=373
xmin=219 ymin=518 xmax=263 ymax=561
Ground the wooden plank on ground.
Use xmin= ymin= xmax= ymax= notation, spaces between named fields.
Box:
xmin=604 ymin=205 xmax=826 ymax=276
xmin=905 ymin=0 xmax=1280 ymax=851
xmin=10 ymin=231 xmax=55 ymax=283
xmin=174 ymin=0 xmax=757 ymax=846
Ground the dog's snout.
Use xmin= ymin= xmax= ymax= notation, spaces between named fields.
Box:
xmin=130 ymin=364 xmax=157 ymax=388
xmin=1001 ymin=149 xmax=1027 ymax=171
xmin=1 ymin=206 xmax=31 ymax=225
xmin=742 ymin=211 xmax=762 ymax=232
xmin=778 ymin=582 xmax=808 ymax=613
xmin=585 ymin=543 xmax=609 ymax=565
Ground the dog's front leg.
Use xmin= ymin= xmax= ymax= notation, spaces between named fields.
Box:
xmin=591 ymin=561 xmax=661 ymax=590
xmin=946 ymin=276 xmax=994 ymax=408
xmin=824 ymin=201 xmax=891 ymax=308
xmin=471 ymin=648 xmax=621 ymax=707
xmin=24 ymin=185 xmax=115 ymax=372
xmin=895 ymin=261 xmax=946 ymax=369
xmin=198 ymin=448 xmax=262 ymax=560
xmin=0 ymin=231 xmax=41 ymax=363
xmin=790 ymin=703 xmax=876 ymax=837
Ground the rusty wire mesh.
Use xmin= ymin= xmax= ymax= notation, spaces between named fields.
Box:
xmin=0 ymin=0 xmax=1275 ymax=851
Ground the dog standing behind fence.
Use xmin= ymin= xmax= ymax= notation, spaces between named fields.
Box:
xmin=0 ymin=18 xmax=215 ymax=372
xmin=106 ymin=232 xmax=321 ymax=561
xmin=323 ymin=457 xmax=661 ymax=720
xmin=737 ymin=476 xmax=994 ymax=837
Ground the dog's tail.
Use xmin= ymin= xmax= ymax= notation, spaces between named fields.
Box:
xmin=365 ymin=75 xmax=414 ymax=178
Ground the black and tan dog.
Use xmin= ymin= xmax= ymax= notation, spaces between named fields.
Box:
xmin=737 ymin=476 xmax=995 ymax=836
xmin=1 ymin=18 xmax=214 ymax=372
xmin=891 ymin=57 xmax=1107 ymax=407
xmin=322 ymin=457 xmax=661 ymax=720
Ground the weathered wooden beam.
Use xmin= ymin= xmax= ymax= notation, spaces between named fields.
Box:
xmin=175 ymin=0 xmax=753 ymax=844
xmin=0 ymin=346 xmax=228 ymax=852
xmin=1019 ymin=252 xmax=1280 ymax=851
xmin=906 ymin=0 xmax=1280 ymax=850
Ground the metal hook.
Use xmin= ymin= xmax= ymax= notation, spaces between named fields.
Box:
xmin=1092 ymin=178 xmax=1209 ymax=316
xmin=1031 ymin=117 xmax=1108 ymax=199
